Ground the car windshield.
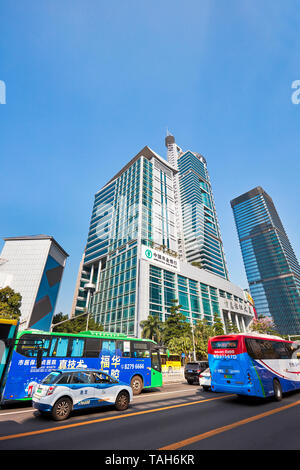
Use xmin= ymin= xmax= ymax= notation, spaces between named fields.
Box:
xmin=41 ymin=371 xmax=62 ymax=385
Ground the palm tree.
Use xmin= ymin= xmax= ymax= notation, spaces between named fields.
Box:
xmin=140 ymin=315 xmax=163 ymax=343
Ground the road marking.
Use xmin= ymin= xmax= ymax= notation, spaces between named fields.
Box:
xmin=0 ymin=394 xmax=231 ymax=441
xmin=159 ymin=399 xmax=300 ymax=450
xmin=0 ymin=409 xmax=33 ymax=417
xmin=135 ymin=389 xmax=197 ymax=399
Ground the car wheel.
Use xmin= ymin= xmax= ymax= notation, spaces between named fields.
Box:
xmin=187 ymin=379 xmax=194 ymax=385
xmin=51 ymin=397 xmax=72 ymax=421
xmin=273 ymin=379 xmax=283 ymax=401
xmin=202 ymin=385 xmax=209 ymax=391
xmin=115 ymin=391 xmax=129 ymax=411
xmin=130 ymin=375 xmax=143 ymax=395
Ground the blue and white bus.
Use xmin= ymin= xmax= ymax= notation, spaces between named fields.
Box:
xmin=208 ymin=333 xmax=300 ymax=400
xmin=0 ymin=329 xmax=162 ymax=405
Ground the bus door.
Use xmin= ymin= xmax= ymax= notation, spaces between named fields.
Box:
xmin=150 ymin=348 xmax=162 ymax=387
xmin=0 ymin=320 xmax=18 ymax=397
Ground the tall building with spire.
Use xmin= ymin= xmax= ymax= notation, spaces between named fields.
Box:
xmin=231 ymin=186 xmax=300 ymax=335
xmin=71 ymin=140 xmax=254 ymax=337
xmin=166 ymin=132 xmax=229 ymax=280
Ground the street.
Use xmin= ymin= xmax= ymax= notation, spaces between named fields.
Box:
xmin=1 ymin=382 xmax=300 ymax=450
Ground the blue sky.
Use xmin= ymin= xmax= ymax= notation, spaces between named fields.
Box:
xmin=1 ymin=1 xmax=299 ymax=316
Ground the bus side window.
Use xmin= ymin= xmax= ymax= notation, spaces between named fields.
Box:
xmin=17 ymin=334 xmax=50 ymax=358
xmin=274 ymin=342 xmax=290 ymax=359
xmin=50 ymin=337 xmax=69 ymax=357
xmin=121 ymin=341 xmax=131 ymax=358
xmin=84 ymin=338 xmax=101 ymax=358
xmin=116 ymin=340 xmax=126 ymax=357
xmin=131 ymin=342 xmax=150 ymax=358
xmin=245 ymin=338 xmax=263 ymax=359
xmin=291 ymin=342 xmax=300 ymax=359
xmin=69 ymin=338 xmax=85 ymax=357
xmin=40 ymin=338 xmax=51 ymax=357
xmin=102 ymin=340 xmax=116 ymax=355
xmin=260 ymin=341 xmax=277 ymax=359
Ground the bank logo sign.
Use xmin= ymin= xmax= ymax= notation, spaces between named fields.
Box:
xmin=141 ymin=245 xmax=179 ymax=271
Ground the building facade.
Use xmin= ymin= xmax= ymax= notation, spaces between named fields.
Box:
xmin=71 ymin=143 xmax=255 ymax=337
xmin=0 ymin=235 xmax=68 ymax=331
xmin=231 ymin=187 xmax=300 ymax=335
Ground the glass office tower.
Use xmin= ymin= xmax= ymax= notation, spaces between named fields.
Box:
xmin=72 ymin=146 xmax=179 ymax=335
xmin=165 ymin=133 xmax=229 ymax=280
xmin=231 ymin=187 xmax=300 ymax=335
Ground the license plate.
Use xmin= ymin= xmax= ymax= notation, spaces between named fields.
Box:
xmin=188 ymin=370 xmax=193 ymax=373
xmin=224 ymin=375 xmax=232 ymax=379
xmin=36 ymin=388 xmax=42 ymax=393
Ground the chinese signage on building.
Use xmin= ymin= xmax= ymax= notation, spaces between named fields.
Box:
xmin=141 ymin=245 xmax=180 ymax=272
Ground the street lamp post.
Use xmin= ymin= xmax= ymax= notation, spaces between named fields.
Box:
xmin=84 ymin=282 xmax=96 ymax=331
xmin=191 ymin=324 xmax=196 ymax=361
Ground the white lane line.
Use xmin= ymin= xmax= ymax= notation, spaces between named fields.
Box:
xmin=135 ymin=388 xmax=201 ymax=399
xmin=0 ymin=409 xmax=33 ymax=417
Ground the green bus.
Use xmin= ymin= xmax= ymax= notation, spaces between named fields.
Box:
xmin=0 ymin=329 xmax=162 ymax=404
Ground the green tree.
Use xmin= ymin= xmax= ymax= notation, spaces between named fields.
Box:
xmin=194 ymin=319 xmax=215 ymax=359
xmin=225 ymin=319 xmax=239 ymax=334
xmin=52 ymin=312 xmax=68 ymax=326
xmin=162 ymin=299 xmax=192 ymax=346
xmin=213 ymin=313 xmax=225 ymax=336
xmin=0 ymin=286 xmax=22 ymax=320
xmin=168 ymin=334 xmax=193 ymax=359
xmin=140 ymin=315 xmax=163 ymax=343
xmin=52 ymin=311 xmax=103 ymax=333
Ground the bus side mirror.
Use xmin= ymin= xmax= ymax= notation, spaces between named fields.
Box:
xmin=36 ymin=349 xmax=43 ymax=369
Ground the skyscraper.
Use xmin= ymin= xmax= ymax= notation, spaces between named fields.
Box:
xmin=231 ymin=187 xmax=300 ymax=335
xmin=72 ymin=142 xmax=255 ymax=337
xmin=166 ymin=133 xmax=229 ymax=279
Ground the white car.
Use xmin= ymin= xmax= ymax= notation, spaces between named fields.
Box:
xmin=32 ymin=369 xmax=133 ymax=421
xmin=199 ymin=368 xmax=211 ymax=391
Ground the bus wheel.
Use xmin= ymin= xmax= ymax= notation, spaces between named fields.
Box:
xmin=52 ymin=397 xmax=72 ymax=421
xmin=131 ymin=375 xmax=143 ymax=395
xmin=273 ymin=379 xmax=283 ymax=401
